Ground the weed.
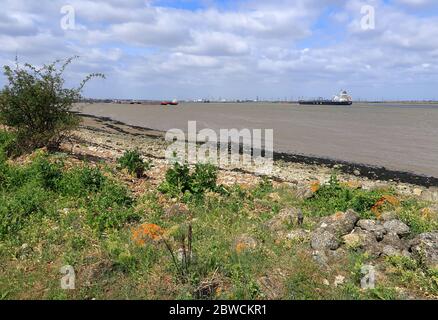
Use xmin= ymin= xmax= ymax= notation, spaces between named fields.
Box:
xmin=385 ymin=255 xmax=438 ymax=296
xmin=159 ymin=162 xmax=219 ymax=200
xmin=118 ymin=149 xmax=151 ymax=178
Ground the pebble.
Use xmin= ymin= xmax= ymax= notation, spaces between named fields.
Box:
xmin=334 ymin=275 xmax=345 ymax=287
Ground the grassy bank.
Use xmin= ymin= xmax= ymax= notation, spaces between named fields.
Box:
xmin=0 ymin=131 xmax=437 ymax=300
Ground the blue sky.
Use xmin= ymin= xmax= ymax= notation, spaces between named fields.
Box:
xmin=1 ymin=0 xmax=438 ymax=100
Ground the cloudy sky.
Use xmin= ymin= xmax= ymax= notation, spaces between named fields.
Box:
xmin=1 ymin=0 xmax=438 ymax=100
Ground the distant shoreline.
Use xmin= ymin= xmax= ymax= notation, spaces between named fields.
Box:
xmin=80 ymin=100 xmax=438 ymax=105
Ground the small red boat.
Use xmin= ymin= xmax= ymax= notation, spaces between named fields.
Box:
xmin=161 ymin=100 xmax=179 ymax=106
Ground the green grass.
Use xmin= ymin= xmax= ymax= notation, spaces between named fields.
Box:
xmin=304 ymin=174 xmax=389 ymax=219
xmin=0 ymin=139 xmax=437 ymax=300
xmin=0 ymin=148 xmax=137 ymax=240
xmin=397 ymin=198 xmax=438 ymax=234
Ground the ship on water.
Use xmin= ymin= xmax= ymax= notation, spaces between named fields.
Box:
xmin=161 ymin=99 xmax=179 ymax=106
xmin=299 ymin=90 xmax=353 ymax=105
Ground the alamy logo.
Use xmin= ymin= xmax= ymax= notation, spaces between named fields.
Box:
xmin=60 ymin=265 xmax=76 ymax=290
xmin=165 ymin=121 xmax=274 ymax=175
xmin=60 ymin=5 xmax=76 ymax=30
xmin=361 ymin=5 xmax=376 ymax=30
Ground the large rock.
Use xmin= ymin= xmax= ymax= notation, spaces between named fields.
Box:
xmin=295 ymin=187 xmax=315 ymax=200
xmin=381 ymin=233 xmax=410 ymax=257
xmin=266 ymin=207 xmax=303 ymax=232
xmin=317 ymin=209 xmax=359 ymax=236
xmin=285 ymin=229 xmax=309 ymax=242
xmin=410 ymin=232 xmax=438 ymax=268
xmin=311 ymin=210 xmax=359 ymax=251
xmin=342 ymin=228 xmax=382 ymax=257
xmin=311 ymin=230 xmax=340 ymax=251
xmin=383 ymin=220 xmax=410 ymax=238
xmin=357 ymin=219 xmax=387 ymax=241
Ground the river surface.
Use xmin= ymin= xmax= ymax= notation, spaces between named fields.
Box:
xmin=76 ymin=102 xmax=438 ymax=178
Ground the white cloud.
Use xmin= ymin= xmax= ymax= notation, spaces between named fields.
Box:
xmin=0 ymin=0 xmax=437 ymax=100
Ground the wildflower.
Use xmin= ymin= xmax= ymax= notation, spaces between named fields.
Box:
xmin=310 ymin=180 xmax=320 ymax=193
xmin=132 ymin=223 xmax=164 ymax=246
xmin=235 ymin=242 xmax=247 ymax=254
xmin=371 ymin=195 xmax=400 ymax=217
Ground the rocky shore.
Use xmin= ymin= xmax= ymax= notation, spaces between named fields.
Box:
xmin=70 ymin=113 xmax=438 ymax=201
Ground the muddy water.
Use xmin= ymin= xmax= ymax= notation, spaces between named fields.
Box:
xmin=76 ymin=102 xmax=438 ymax=178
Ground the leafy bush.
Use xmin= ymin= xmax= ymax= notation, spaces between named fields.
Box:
xmin=117 ymin=149 xmax=151 ymax=178
xmin=159 ymin=162 xmax=191 ymax=196
xmin=305 ymin=174 xmax=387 ymax=217
xmin=1 ymin=151 xmax=63 ymax=192
xmin=0 ymin=153 xmax=138 ymax=237
xmin=190 ymin=163 xmax=218 ymax=195
xmin=0 ymin=57 xmax=104 ymax=153
xmin=159 ymin=162 xmax=219 ymax=198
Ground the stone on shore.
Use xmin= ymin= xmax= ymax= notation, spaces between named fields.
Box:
xmin=409 ymin=232 xmax=438 ymax=268
xmin=383 ymin=220 xmax=410 ymax=238
xmin=316 ymin=209 xmax=359 ymax=236
xmin=311 ymin=230 xmax=340 ymax=251
xmin=342 ymin=228 xmax=382 ymax=257
xmin=357 ymin=219 xmax=387 ymax=241
xmin=266 ymin=207 xmax=303 ymax=232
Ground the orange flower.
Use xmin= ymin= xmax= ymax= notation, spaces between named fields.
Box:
xmin=132 ymin=223 xmax=164 ymax=246
xmin=310 ymin=181 xmax=320 ymax=193
xmin=372 ymin=195 xmax=400 ymax=218
xmin=235 ymin=242 xmax=247 ymax=254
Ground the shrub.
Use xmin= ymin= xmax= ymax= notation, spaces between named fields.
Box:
xmin=159 ymin=162 xmax=191 ymax=197
xmin=117 ymin=149 xmax=151 ymax=178
xmin=86 ymin=206 xmax=139 ymax=232
xmin=0 ymin=57 xmax=104 ymax=153
xmin=159 ymin=162 xmax=218 ymax=198
xmin=190 ymin=163 xmax=218 ymax=195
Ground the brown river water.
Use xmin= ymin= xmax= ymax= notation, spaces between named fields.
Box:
xmin=76 ymin=102 xmax=438 ymax=178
